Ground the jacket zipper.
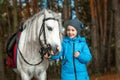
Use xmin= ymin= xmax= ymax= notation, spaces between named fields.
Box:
xmin=73 ymin=41 xmax=77 ymax=80
xmin=63 ymin=60 xmax=68 ymax=65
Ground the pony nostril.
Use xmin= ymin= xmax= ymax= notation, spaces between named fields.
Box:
xmin=49 ymin=44 xmax=60 ymax=54
xmin=56 ymin=47 xmax=60 ymax=52
xmin=47 ymin=44 xmax=51 ymax=47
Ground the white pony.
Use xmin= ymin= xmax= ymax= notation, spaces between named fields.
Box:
xmin=17 ymin=9 xmax=62 ymax=80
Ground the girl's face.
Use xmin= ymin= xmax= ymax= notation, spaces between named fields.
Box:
xmin=66 ymin=26 xmax=77 ymax=38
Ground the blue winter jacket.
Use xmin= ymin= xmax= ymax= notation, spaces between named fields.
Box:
xmin=50 ymin=35 xmax=92 ymax=80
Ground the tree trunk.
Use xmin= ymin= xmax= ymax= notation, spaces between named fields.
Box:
xmin=0 ymin=26 xmax=5 ymax=80
xmin=107 ymin=7 xmax=114 ymax=71
xmin=12 ymin=0 xmax=18 ymax=31
xmin=63 ymin=0 xmax=70 ymax=25
xmin=74 ymin=0 xmax=79 ymax=18
xmin=25 ymin=0 xmax=31 ymax=18
xmin=112 ymin=0 xmax=120 ymax=73
xmin=89 ymin=0 xmax=100 ymax=73
xmin=74 ymin=0 xmax=82 ymax=19
xmin=96 ymin=0 xmax=108 ymax=73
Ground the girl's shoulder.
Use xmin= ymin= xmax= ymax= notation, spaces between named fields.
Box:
xmin=77 ymin=35 xmax=86 ymax=42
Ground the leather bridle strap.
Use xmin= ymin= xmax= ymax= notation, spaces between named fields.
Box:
xmin=39 ymin=17 xmax=58 ymax=46
xmin=39 ymin=17 xmax=58 ymax=59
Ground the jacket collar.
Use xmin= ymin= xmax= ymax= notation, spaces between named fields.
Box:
xmin=63 ymin=35 xmax=86 ymax=43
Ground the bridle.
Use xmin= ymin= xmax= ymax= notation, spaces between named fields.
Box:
xmin=39 ymin=17 xmax=59 ymax=59
xmin=18 ymin=16 xmax=60 ymax=66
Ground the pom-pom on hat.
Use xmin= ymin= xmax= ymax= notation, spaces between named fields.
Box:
xmin=66 ymin=18 xmax=84 ymax=33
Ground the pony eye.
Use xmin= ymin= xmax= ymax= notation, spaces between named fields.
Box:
xmin=47 ymin=26 xmax=53 ymax=31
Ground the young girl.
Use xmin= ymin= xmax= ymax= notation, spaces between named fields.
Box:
xmin=44 ymin=18 xmax=92 ymax=80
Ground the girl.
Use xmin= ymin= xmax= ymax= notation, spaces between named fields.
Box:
xmin=45 ymin=18 xmax=92 ymax=80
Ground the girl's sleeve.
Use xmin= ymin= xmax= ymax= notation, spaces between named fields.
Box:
xmin=77 ymin=42 xmax=92 ymax=64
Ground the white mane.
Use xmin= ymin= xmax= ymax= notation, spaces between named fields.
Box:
xmin=21 ymin=9 xmax=62 ymax=42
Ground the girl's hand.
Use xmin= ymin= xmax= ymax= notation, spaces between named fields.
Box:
xmin=44 ymin=51 xmax=54 ymax=59
xmin=44 ymin=53 xmax=51 ymax=58
xmin=74 ymin=52 xmax=80 ymax=57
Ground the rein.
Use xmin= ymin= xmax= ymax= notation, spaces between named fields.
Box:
xmin=18 ymin=17 xmax=59 ymax=66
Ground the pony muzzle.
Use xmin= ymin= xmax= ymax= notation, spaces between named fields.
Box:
xmin=47 ymin=44 xmax=60 ymax=55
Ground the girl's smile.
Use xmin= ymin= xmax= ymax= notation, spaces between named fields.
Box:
xmin=66 ymin=26 xmax=77 ymax=38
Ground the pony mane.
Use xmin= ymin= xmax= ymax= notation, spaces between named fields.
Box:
xmin=21 ymin=9 xmax=62 ymax=43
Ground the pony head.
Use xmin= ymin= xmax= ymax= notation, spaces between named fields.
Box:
xmin=19 ymin=9 xmax=62 ymax=56
xmin=39 ymin=9 xmax=62 ymax=54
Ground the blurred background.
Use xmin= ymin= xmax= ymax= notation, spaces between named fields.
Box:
xmin=0 ymin=0 xmax=120 ymax=80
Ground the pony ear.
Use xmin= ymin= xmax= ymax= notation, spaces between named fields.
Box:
xmin=44 ymin=9 xmax=49 ymax=15
xmin=44 ymin=9 xmax=52 ymax=18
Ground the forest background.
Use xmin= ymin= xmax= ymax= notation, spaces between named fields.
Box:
xmin=0 ymin=0 xmax=120 ymax=80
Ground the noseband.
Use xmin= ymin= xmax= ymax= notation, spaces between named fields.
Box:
xmin=18 ymin=17 xmax=59 ymax=66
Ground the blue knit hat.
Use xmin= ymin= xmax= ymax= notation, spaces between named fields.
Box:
xmin=66 ymin=18 xmax=84 ymax=33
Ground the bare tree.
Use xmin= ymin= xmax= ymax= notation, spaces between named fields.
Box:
xmin=96 ymin=0 xmax=108 ymax=72
xmin=89 ymin=0 xmax=100 ymax=73
xmin=0 ymin=27 xmax=5 ymax=80
xmin=62 ymin=0 xmax=71 ymax=25
xmin=74 ymin=0 xmax=79 ymax=18
xmin=89 ymin=0 xmax=114 ymax=73
xmin=112 ymin=0 xmax=120 ymax=73
xmin=12 ymin=0 xmax=18 ymax=31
